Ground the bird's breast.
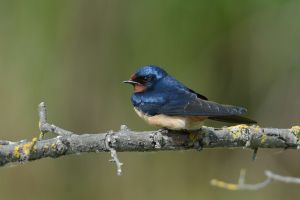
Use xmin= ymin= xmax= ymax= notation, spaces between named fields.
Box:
xmin=134 ymin=107 xmax=206 ymax=130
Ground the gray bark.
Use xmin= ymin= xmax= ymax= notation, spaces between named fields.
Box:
xmin=0 ymin=102 xmax=299 ymax=172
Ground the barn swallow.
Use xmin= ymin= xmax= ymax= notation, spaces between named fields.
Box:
xmin=124 ymin=65 xmax=256 ymax=130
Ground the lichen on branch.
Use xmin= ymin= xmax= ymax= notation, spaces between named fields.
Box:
xmin=0 ymin=102 xmax=299 ymax=179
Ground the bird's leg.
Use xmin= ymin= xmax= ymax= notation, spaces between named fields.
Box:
xmin=188 ymin=130 xmax=199 ymax=142
xmin=187 ymin=129 xmax=203 ymax=150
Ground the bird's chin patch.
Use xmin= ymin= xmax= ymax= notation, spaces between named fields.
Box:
xmin=134 ymin=84 xmax=146 ymax=93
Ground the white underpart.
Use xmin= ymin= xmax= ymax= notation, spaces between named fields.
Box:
xmin=134 ymin=107 xmax=205 ymax=130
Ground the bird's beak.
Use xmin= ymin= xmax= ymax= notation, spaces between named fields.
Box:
xmin=123 ymin=80 xmax=139 ymax=85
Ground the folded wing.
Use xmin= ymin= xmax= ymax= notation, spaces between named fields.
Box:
xmin=159 ymin=96 xmax=246 ymax=117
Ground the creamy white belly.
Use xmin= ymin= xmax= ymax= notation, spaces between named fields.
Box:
xmin=134 ymin=107 xmax=205 ymax=130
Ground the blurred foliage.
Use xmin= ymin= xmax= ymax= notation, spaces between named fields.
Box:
xmin=0 ymin=0 xmax=300 ymax=200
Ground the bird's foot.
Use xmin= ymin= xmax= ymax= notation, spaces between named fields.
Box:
xmin=188 ymin=131 xmax=200 ymax=143
xmin=187 ymin=131 xmax=203 ymax=151
xmin=158 ymin=127 xmax=169 ymax=134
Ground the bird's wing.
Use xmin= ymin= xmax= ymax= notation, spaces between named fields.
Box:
xmin=157 ymin=90 xmax=247 ymax=117
xmin=163 ymin=76 xmax=208 ymax=100
xmin=186 ymin=88 xmax=208 ymax=100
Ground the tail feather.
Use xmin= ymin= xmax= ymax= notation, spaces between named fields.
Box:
xmin=209 ymin=115 xmax=256 ymax=124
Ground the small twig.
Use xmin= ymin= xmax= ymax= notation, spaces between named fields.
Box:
xmin=265 ymin=170 xmax=300 ymax=184
xmin=238 ymin=169 xmax=246 ymax=185
xmin=38 ymin=102 xmax=74 ymax=137
xmin=252 ymin=148 xmax=258 ymax=161
xmin=39 ymin=102 xmax=124 ymax=175
xmin=105 ymin=132 xmax=123 ymax=176
xmin=211 ymin=170 xmax=300 ymax=190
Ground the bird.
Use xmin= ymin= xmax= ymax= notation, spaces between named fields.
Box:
xmin=123 ymin=65 xmax=256 ymax=130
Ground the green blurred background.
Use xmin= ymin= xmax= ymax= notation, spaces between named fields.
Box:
xmin=0 ymin=0 xmax=300 ymax=199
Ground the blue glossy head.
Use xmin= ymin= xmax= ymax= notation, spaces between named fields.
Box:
xmin=124 ymin=65 xmax=168 ymax=92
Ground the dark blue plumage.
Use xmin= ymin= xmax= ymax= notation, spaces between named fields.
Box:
xmin=124 ymin=65 xmax=256 ymax=129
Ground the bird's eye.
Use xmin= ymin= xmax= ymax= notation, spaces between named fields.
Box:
xmin=134 ymin=75 xmax=153 ymax=84
xmin=143 ymin=76 xmax=152 ymax=82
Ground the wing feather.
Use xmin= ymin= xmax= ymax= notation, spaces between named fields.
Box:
xmin=156 ymin=91 xmax=247 ymax=117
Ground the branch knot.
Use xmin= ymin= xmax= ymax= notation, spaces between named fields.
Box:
xmin=150 ymin=131 xmax=164 ymax=149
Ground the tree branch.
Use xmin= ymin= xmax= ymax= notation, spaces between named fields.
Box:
xmin=211 ymin=169 xmax=300 ymax=190
xmin=0 ymin=102 xmax=300 ymax=178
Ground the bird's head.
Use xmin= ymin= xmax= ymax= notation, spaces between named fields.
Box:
xmin=123 ymin=65 xmax=168 ymax=93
